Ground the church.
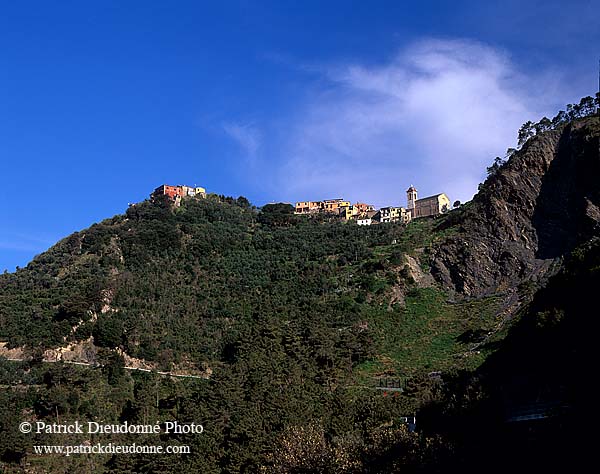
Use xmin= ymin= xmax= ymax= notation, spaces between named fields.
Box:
xmin=406 ymin=185 xmax=450 ymax=219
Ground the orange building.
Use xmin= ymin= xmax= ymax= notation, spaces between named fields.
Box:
xmin=353 ymin=202 xmax=375 ymax=214
xmin=295 ymin=201 xmax=321 ymax=214
xmin=153 ymin=184 xmax=182 ymax=200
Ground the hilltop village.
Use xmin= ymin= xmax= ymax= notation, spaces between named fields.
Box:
xmin=151 ymin=183 xmax=451 ymax=225
xmin=294 ymin=186 xmax=451 ymax=225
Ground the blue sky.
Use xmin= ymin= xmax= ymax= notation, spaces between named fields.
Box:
xmin=1 ymin=0 xmax=598 ymax=271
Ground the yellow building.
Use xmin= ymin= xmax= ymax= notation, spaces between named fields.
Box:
xmin=339 ymin=205 xmax=354 ymax=220
xmin=400 ymin=208 xmax=412 ymax=223
xmin=321 ymin=199 xmax=350 ymax=213
xmin=295 ymin=201 xmax=321 ymax=214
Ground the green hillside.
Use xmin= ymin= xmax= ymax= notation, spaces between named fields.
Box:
xmin=0 ymin=194 xmax=503 ymax=472
xmin=1 ymin=194 xmax=501 ymax=377
xmin=0 ymin=100 xmax=598 ymax=472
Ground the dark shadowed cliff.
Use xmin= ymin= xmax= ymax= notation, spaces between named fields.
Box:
xmin=431 ymin=117 xmax=600 ymax=297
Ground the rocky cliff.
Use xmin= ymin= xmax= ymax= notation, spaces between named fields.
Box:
xmin=431 ymin=117 xmax=600 ymax=297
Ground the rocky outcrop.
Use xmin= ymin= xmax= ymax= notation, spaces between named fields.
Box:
xmin=387 ymin=254 xmax=436 ymax=309
xmin=0 ymin=342 xmax=24 ymax=360
xmin=431 ymin=117 xmax=600 ymax=297
xmin=404 ymin=253 xmax=436 ymax=288
xmin=1 ymin=338 xmax=212 ymax=378
xmin=43 ymin=337 xmax=98 ymax=363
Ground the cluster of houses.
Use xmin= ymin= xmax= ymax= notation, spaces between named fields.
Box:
xmin=294 ymin=186 xmax=451 ymax=225
xmin=152 ymin=184 xmax=207 ymax=206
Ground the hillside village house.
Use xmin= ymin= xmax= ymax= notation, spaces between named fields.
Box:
xmin=322 ymin=199 xmax=351 ymax=213
xmin=294 ymin=201 xmax=321 ymax=214
xmin=353 ymin=202 xmax=375 ymax=214
xmin=357 ymin=210 xmax=378 ymax=226
xmin=340 ymin=205 xmax=354 ymax=220
xmin=380 ymin=206 xmax=411 ymax=224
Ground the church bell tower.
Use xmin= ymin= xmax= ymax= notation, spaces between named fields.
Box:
xmin=406 ymin=185 xmax=417 ymax=210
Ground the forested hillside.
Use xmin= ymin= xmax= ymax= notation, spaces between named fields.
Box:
xmin=0 ymin=192 xmax=498 ymax=472
xmin=0 ymin=105 xmax=599 ymax=472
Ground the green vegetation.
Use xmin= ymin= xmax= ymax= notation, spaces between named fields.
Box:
xmin=517 ymin=94 xmax=599 ymax=147
xmin=359 ymin=288 xmax=502 ymax=378
xmin=1 ymin=97 xmax=597 ymax=471
xmin=0 ymin=194 xmax=492 ymax=472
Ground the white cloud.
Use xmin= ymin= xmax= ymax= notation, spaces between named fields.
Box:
xmin=266 ymin=38 xmax=563 ymax=206
xmin=222 ymin=122 xmax=261 ymax=164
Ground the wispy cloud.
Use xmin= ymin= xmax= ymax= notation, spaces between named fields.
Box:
xmin=0 ymin=232 xmax=54 ymax=253
xmin=222 ymin=122 xmax=261 ymax=164
xmin=253 ymin=38 xmax=568 ymax=205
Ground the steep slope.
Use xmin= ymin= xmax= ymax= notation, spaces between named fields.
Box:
xmin=416 ymin=236 xmax=600 ymax=473
xmin=429 ymin=117 xmax=600 ymax=297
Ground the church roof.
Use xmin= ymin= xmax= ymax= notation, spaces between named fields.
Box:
xmin=416 ymin=193 xmax=445 ymax=202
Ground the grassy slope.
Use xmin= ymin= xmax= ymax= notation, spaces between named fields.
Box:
xmin=362 ymin=288 xmax=503 ymax=376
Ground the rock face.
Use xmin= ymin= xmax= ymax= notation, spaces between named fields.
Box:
xmin=431 ymin=117 xmax=600 ymax=297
